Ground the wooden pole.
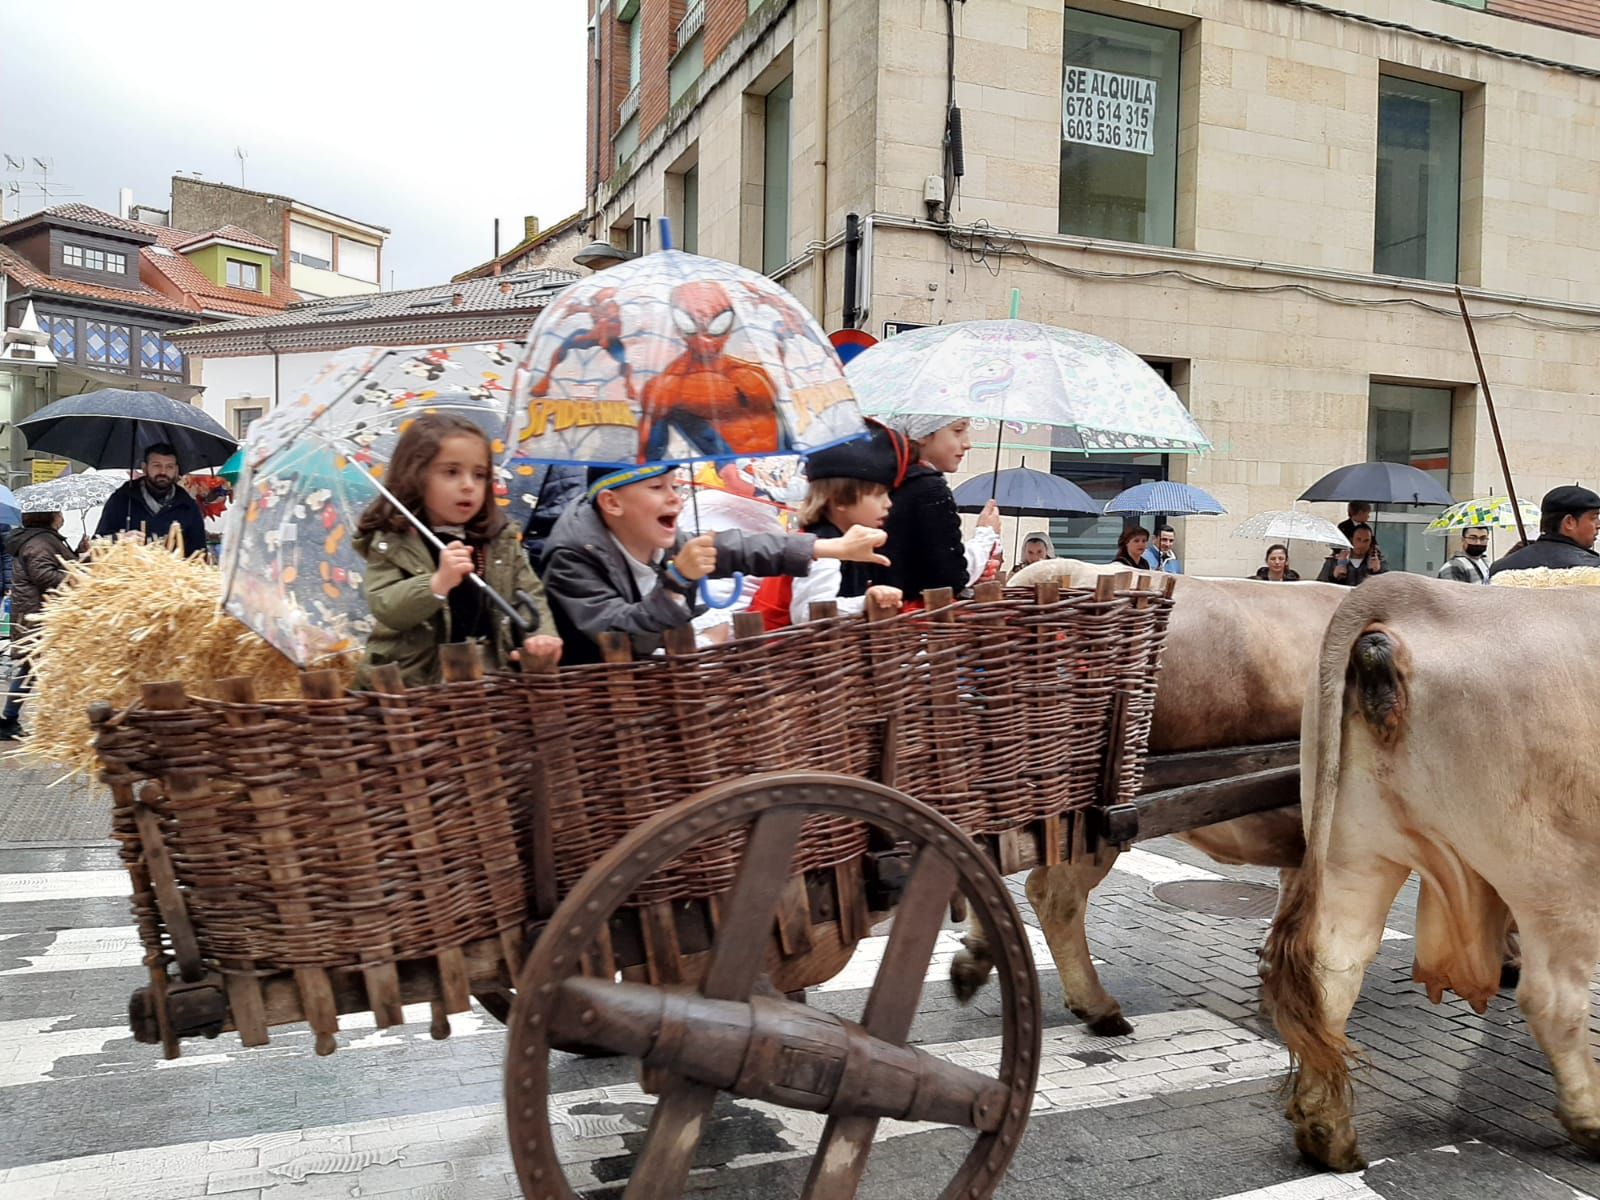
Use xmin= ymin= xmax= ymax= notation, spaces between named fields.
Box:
xmin=1454 ymin=287 xmax=1529 ymax=545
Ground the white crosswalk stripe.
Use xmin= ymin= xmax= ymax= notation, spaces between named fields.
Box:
xmin=0 ymin=870 xmax=129 ymax=903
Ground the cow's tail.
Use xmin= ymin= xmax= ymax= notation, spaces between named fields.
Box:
xmin=1261 ymin=589 xmax=1403 ymax=1098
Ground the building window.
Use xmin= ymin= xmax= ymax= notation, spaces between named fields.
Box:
xmin=85 ymin=321 xmax=110 ymax=364
xmin=337 ymin=238 xmax=378 ymax=283
xmin=682 ymin=165 xmax=700 ymax=254
xmin=42 ymin=315 xmax=75 ymax=360
xmin=1058 ymin=8 xmax=1180 ymax=247
xmin=226 ymin=259 xmax=261 ymax=290
xmin=1367 ymin=382 xmax=1454 ymax=574
xmin=63 ymin=244 xmax=127 ymax=273
xmin=289 ymin=222 xmax=334 ymax=270
xmin=140 ymin=330 xmax=162 ymax=371
xmin=762 ymin=75 xmax=793 ymax=274
xmin=1375 ymin=76 xmax=1462 ymax=283
xmin=628 ymin=11 xmax=642 ymax=89
xmin=162 ymin=339 xmax=184 ymax=375
xmin=231 ymin=405 xmax=264 ymax=439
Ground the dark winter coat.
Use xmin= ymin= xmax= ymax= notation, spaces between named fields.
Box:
xmin=522 ymin=465 xmax=588 ymax=568
xmin=1488 ymin=534 xmax=1600 ymax=578
xmin=875 ymin=464 xmax=967 ymax=601
xmin=94 ymin=480 xmax=207 ymax=557
xmin=5 ymin=526 xmax=76 ymax=645
xmin=540 ymin=500 xmax=817 ymax=665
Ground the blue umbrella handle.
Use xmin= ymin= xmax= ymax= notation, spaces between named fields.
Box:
xmin=699 ymin=572 xmax=744 ymax=609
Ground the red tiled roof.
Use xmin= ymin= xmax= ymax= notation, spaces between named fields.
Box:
xmin=173 ymin=223 xmax=278 ymax=252
xmin=141 ymin=246 xmax=296 ymax=316
xmin=0 ymin=244 xmax=196 ymax=316
xmin=31 ymin=203 xmax=157 ymax=238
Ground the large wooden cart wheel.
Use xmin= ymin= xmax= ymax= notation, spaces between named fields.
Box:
xmin=505 ymin=772 xmax=1041 ymax=1200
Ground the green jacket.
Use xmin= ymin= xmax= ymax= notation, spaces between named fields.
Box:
xmin=355 ymin=524 xmax=554 ymax=688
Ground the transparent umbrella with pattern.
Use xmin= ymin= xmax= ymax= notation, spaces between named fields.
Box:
xmin=1425 ymin=496 xmax=1540 ymax=534
xmin=845 ymin=320 xmax=1210 ymax=454
xmin=508 ymin=245 xmax=864 ymax=467
xmin=220 ymin=342 xmax=529 ymax=666
xmin=14 ymin=473 xmax=120 ymax=515
xmin=1232 ymin=509 xmax=1351 ymax=549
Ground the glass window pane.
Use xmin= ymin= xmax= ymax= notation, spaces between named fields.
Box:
xmin=289 ymin=222 xmax=334 ymax=269
xmin=1366 ymin=382 xmax=1454 ymax=574
xmin=162 ymin=340 xmax=184 ymax=375
xmin=63 ymin=244 xmax=84 ymax=268
xmin=1375 ymin=76 xmax=1461 ymax=283
xmin=141 ymin=330 xmax=162 ymax=369
xmin=762 ymin=76 xmax=793 ymax=274
xmin=107 ymin=325 xmax=130 ymax=366
xmin=107 ymin=251 xmax=126 ymax=272
xmin=85 ymin=321 xmax=109 ymax=364
xmin=628 ymin=17 xmax=642 ymax=87
xmin=683 ymin=165 xmax=699 ymax=254
xmin=1059 ymin=9 xmax=1180 ymax=246
xmin=46 ymin=316 xmax=75 ymax=360
xmin=337 ymin=239 xmax=378 ymax=283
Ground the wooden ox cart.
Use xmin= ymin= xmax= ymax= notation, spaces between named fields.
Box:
xmin=98 ymin=573 xmax=1297 ymax=1199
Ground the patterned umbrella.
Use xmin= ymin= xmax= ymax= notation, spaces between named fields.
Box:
xmin=15 ymin=473 xmax=120 ymax=514
xmin=1104 ymin=481 xmax=1226 ymax=515
xmin=1232 ymin=509 xmax=1350 ymax=549
xmin=220 ymin=343 xmax=532 ymax=667
xmin=845 ymin=320 xmax=1210 ymax=454
xmin=1424 ymin=496 xmax=1539 ymax=534
xmin=508 ymin=247 xmax=864 ymax=467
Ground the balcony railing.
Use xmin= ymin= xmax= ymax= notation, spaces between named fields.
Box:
xmin=619 ymin=82 xmax=641 ymax=124
xmin=676 ymin=0 xmax=705 ymax=47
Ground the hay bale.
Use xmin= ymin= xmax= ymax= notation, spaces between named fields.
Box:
xmin=17 ymin=540 xmax=355 ymax=781
xmin=1491 ymin=565 xmax=1600 ymax=589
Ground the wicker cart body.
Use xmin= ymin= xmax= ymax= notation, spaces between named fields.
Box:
xmin=98 ymin=573 xmax=1269 ymax=1198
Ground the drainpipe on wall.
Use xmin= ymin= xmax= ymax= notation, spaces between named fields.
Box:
xmin=811 ymin=0 xmax=831 ymax=324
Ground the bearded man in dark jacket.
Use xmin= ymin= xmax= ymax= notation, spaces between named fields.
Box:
xmin=93 ymin=443 xmax=207 ymax=556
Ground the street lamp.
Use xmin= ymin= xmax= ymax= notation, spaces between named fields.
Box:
xmin=572 ymin=240 xmax=636 ymax=272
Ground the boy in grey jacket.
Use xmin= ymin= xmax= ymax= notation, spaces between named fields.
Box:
xmin=540 ymin=465 xmax=887 ymax=664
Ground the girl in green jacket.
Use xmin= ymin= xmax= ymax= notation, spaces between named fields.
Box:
xmin=353 ymin=412 xmax=561 ymax=687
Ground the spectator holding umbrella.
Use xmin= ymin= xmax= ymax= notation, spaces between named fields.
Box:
xmin=1319 ymin=523 xmax=1385 ymax=585
xmin=94 ymin=443 xmax=207 ymax=555
xmin=1253 ymin=544 xmax=1301 ymax=582
xmin=0 ymin=506 xmax=78 ymax=740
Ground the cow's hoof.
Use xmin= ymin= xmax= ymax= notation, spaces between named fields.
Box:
xmin=1293 ymin=1120 xmax=1365 ymax=1174
xmin=1085 ymin=1011 xmax=1134 ymax=1037
xmin=1559 ymin=1114 xmax=1600 ymax=1157
xmin=949 ymin=944 xmax=993 ymax=1005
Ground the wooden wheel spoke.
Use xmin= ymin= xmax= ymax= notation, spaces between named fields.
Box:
xmin=622 ymin=1078 xmax=719 ymax=1200
xmin=861 ymin=846 xmax=959 ymax=1038
xmin=700 ymin=806 xmax=807 ymax=1001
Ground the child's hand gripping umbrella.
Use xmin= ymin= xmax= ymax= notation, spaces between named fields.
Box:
xmin=219 ymin=342 xmax=542 ymax=667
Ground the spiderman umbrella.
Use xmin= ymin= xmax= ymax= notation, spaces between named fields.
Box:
xmin=508 ymin=218 xmax=868 ymax=606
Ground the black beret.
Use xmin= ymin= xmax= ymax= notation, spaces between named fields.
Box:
xmin=1540 ymin=484 xmax=1600 ymax=517
xmin=805 ymin=423 xmax=908 ymax=487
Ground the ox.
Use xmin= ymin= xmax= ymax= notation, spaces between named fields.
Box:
xmin=1261 ymin=573 xmax=1600 ymax=1170
xmin=952 ymin=559 xmax=1347 ymax=1034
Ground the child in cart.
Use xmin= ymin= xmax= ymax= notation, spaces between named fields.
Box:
xmin=539 ymin=464 xmax=890 ymax=663
xmin=748 ymin=422 xmax=909 ymax=629
xmin=354 ymin=412 xmax=562 ymax=687
xmin=876 ymin=415 xmax=1003 ymax=605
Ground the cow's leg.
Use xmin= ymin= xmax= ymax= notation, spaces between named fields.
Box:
xmin=1024 ymin=849 xmax=1131 ymax=1035
xmin=1512 ymin=914 xmax=1600 ymax=1154
xmin=1269 ymin=854 xmax=1408 ymax=1173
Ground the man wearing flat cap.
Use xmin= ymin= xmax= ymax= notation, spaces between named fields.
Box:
xmin=1488 ymin=484 xmax=1600 ymax=577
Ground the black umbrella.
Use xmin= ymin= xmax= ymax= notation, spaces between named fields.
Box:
xmin=1299 ymin=461 xmax=1453 ymax=506
xmin=15 ymin=389 xmax=237 ymax=471
xmin=952 ymin=466 xmax=1102 ymax=518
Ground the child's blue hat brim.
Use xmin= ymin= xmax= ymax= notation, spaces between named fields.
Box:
xmin=586 ymin=464 xmax=673 ymax=500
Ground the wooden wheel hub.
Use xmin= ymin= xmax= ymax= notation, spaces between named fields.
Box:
xmin=505 ymin=772 xmax=1041 ymax=1200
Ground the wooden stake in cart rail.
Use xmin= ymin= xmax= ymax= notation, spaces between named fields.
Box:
xmin=1454 ymin=286 xmax=1529 ymax=546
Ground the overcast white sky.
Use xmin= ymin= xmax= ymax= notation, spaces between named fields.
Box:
xmin=0 ymin=1 xmax=588 ymax=289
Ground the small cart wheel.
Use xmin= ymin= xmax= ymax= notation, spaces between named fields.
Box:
xmin=505 ymin=772 xmax=1041 ymax=1200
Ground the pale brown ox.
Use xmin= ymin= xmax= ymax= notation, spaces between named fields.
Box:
xmin=1261 ymin=574 xmax=1600 ymax=1171
xmin=952 ymin=559 xmax=1346 ymax=1034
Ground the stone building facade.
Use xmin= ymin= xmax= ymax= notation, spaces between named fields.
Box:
xmin=586 ymin=0 xmax=1600 ymax=576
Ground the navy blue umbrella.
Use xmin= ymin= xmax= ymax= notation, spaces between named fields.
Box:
xmin=1299 ymin=461 xmax=1453 ymax=506
xmin=952 ymin=467 xmax=1101 ymax=518
xmin=1104 ymin=481 xmax=1226 ymax=515
xmin=15 ymin=389 xmax=237 ymax=471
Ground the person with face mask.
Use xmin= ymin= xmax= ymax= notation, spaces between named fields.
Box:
xmin=1437 ymin=528 xmax=1492 ymax=584
xmin=93 ymin=443 xmax=208 ymax=557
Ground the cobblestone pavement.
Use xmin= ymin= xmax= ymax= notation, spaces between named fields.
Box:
xmin=2 ymin=764 xmax=1598 ymax=1199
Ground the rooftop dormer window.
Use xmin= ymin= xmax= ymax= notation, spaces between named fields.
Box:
xmin=63 ymin=244 xmax=127 ymax=273
xmin=226 ymin=259 xmax=261 ymax=290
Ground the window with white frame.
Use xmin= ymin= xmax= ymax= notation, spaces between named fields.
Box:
xmin=289 ymin=222 xmax=334 ymax=270
xmin=63 ymin=244 xmax=127 ymax=273
xmin=226 ymin=259 xmax=261 ymax=290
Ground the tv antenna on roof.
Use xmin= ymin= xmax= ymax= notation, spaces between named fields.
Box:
xmin=235 ymin=146 xmax=247 ymax=187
